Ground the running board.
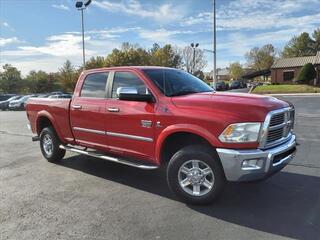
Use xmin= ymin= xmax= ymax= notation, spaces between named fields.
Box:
xmin=59 ymin=145 xmax=159 ymax=170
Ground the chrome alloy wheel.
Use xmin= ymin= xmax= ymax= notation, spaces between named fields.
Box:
xmin=42 ymin=134 xmax=53 ymax=156
xmin=178 ymin=160 xmax=214 ymax=196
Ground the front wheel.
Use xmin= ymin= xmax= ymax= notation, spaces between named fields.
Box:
xmin=167 ymin=145 xmax=226 ymax=205
xmin=40 ymin=127 xmax=65 ymax=162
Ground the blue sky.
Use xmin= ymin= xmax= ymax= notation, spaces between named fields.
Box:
xmin=1 ymin=0 xmax=320 ymax=75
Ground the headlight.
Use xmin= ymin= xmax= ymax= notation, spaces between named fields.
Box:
xmin=219 ymin=122 xmax=262 ymax=143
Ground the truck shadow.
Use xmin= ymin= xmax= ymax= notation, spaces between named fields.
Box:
xmin=56 ymin=155 xmax=320 ymax=240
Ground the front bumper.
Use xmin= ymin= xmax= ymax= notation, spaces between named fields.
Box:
xmin=216 ymin=134 xmax=296 ymax=182
xmin=0 ymin=103 xmax=8 ymax=109
xmin=9 ymin=105 xmax=20 ymax=109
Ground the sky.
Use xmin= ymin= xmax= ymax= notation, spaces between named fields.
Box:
xmin=0 ymin=0 xmax=320 ymax=75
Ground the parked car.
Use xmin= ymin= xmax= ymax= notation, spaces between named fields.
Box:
xmin=0 ymin=94 xmax=16 ymax=101
xmin=36 ymin=94 xmax=50 ymax=98
xmin=215 ymin=81 xmax=229 ymax=91
xmin=9 ymin=95 xmax=35 ymax=110
xmin=26 ymin=67 xmax=296 ymax=205
xmin=247 ymin=82 xmax=254 ymax=88
xmin=49 ymin=91 xmax=65 ymax=95
xmin=0 ymin=95 xmax=22 ymax=110
xmin=230 ymin=80 xmax=247 ymax=89
xmin=48 ymin=94 xmax=72 ymax=99
xmin=230 ymin=81 xmax=240 ymax=89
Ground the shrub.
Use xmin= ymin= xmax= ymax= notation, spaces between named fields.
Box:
xmin=297 ymin=63 xmax=316 ymax=84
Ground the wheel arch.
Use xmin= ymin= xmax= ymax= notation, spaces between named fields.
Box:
xmin=156 ymin=124 xmax=220 ymax=165
xmin=36 ymin=111 xmax=65 ymax=143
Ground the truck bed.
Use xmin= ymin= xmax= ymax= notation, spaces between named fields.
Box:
xmin=26 ymin=98 xmax=74 ymax=144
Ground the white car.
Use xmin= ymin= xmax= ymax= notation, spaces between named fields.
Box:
xmin=9 ymin=95 xmax=35 ymax=110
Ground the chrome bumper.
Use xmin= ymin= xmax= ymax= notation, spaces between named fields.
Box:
xmin=216 ymin=134 xmax=296 ymax=182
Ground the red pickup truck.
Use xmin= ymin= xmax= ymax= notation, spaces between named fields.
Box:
xmin=26 ymin=67 xmax=296 ymax=204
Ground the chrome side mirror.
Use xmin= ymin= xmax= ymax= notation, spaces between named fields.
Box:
xmin=117 ymin=87 xmax=154 ymax=102
xmin=116 ymin=87 xmax=138 ymax=97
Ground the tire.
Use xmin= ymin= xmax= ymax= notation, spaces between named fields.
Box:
xmin=40 ymin=127 xmax=65 ymax=162
xmin=167 ymin=145 xmax=226 ymax=205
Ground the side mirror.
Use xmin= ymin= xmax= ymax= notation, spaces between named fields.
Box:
xmin=117 ymin=87 xmax=154 ymax=102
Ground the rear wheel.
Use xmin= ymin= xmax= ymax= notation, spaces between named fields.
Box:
xmin=167 ymin=145 xmax=226 ymax=205
xmin=40 ymin=127 xmax=65 ymax=162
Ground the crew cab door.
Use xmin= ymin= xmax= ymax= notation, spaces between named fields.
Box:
xmin=70 ymin=72 xmax=110 ymax=151
xmin=105 ymin=71 xmax=156 ymax=162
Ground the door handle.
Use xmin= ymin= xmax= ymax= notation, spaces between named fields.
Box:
xmin=72 ymin=105 xmax=82 ymax=109
xmin=107 ymin=107 xmax=120 ymax=112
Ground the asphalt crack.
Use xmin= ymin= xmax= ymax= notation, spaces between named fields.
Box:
xmin=288 ymin=163 xmax=320 ymax=169
xmin=0 ymin=130 xmax=32 ymax=138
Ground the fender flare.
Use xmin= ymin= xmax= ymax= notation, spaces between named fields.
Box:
xmin=155 ymin=124 xmax=220 ymax=164
xmin=36 ymin=110 xmax=66 ymax=143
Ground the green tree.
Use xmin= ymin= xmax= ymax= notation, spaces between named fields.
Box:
xmin=297 ymin=63 xmax=317 ymax=84
xmin=25 ymin=70 xmax=59 ymax=93
xmin=313 ymin=28 xmax=320 ymax=52
xmin=282 ymin=31 xmax=318 ymax=57
xmin=105 ymin=42 xmax=151 ymax=67
xmin=58 ymin=60 xmax=78 ymax=92
xmin=150 ymin=44 xmax=182 ymax=68
xmin=229 ymin=62 xmax=244 ymax=80
xmin=0 ymin=64 xmax=23 ymax=93
xmin=85 ymin=56 xmax=106 ymax=70
xmin=246 ymin=44 xmax=276 ymax=70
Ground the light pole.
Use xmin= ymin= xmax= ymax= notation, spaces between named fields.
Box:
xmin=203 ymin=49 xmax=215 ymax=87
xmin=190 ymin=43 xmax=199 ymax=74
xmin=212 ymin=0 xmax=217 ymax=89
xmin=76 ymin=0 xmax=92 ymax=70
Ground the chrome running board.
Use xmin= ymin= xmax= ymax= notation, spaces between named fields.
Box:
xmin=59 ymin=145 xmax=159 ymax=170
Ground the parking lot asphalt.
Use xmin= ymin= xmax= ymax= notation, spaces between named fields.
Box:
xmin=0 ymin=95 xmax=319 ymax=240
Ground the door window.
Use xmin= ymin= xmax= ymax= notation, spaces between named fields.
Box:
xmin=81 ymin=72 xmax=109 ymax=98
xmin=112 ymin=72 xmax=148 ymax=98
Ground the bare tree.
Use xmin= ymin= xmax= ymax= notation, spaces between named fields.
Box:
xmin=181 ymin=46 xmax=207 ymax=74
xmin=246 ymin=44 xmax=276 ymax=70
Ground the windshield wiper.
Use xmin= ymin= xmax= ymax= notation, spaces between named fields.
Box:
xmin=170 ymin=90 xmax=199 ymax=97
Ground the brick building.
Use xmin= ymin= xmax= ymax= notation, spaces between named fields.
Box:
xmin=271 ymin=51 xmax=320 ymax=85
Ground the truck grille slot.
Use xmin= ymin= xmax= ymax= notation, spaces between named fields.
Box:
xmin=267 ymin=128 xmax=284 ymax=142
xmin=269 ymin=113 xmax=285 ymax=126
xmin=264 ymin=108 xmax=295 ymax=148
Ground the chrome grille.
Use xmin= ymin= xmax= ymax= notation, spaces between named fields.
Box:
xmin=260 ymin=107 xmax=295 ymax=149
xmin=267 ymin=128 xmax=284 ymax=143
xmin=269 ymin=113 xmax=285 ymax=126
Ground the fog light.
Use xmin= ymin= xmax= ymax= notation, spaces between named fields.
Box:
xmin=242 ymin=159 xmax=263 ymax=170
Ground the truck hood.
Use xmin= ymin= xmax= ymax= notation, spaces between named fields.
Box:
xmin=171 ymin=92 xmax=289 ymax=122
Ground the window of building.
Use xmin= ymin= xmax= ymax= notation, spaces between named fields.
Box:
xmin=283 ymin=70 xmax=294 ymax=81
xmin=81 ymin=72 xmax=108 ymax=98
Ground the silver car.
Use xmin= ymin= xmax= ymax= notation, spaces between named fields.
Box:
xmin=0 ymin=95 xmax=21 ymax=110
xmin=9 ymin=95 xmax=35 ymax=110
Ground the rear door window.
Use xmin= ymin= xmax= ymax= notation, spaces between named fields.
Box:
xmin=81 ymin=72 xmax=109 ymax=98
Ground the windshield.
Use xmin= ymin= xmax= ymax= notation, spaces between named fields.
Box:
xmin=142 ymin=69 xmax=213 ymax=97
xmin=20 ymin=96 xmax=31 ymax=101
xmin=9 ymin=96 xmax=22 ymax=101
xmin=0 ymin=96 xmax=13 ymax=101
